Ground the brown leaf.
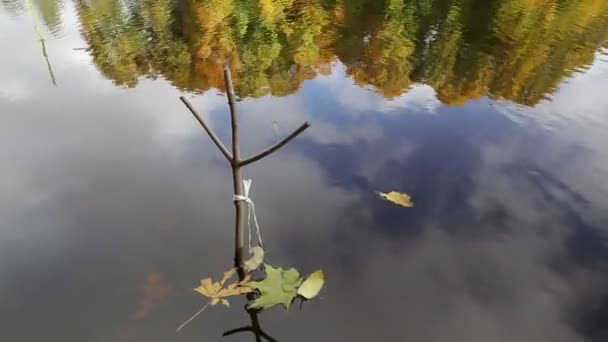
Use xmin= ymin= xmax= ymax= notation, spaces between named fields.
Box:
xmin=129 ymin=273 xmax=176 ymax=320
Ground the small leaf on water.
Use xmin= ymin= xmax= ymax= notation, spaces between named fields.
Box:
xmin=244 ymin=246 xmax=265 ymax=272
xmin=220 ymin=268 xmax=236 ymax=286
xmin=297 ymin=269 xmax=325 ymax=300
xmin=194 ymin=268 xmax=253 ymax=307
xmin=378 ymin=191 xmax=414 ymax=207
xmin=244 ymin=263 xmax=303 ymax=310
xmin=195 ymin=278 xmax=218 ymax=297
xmin=178 ymin=268 xmax=252 ymax=332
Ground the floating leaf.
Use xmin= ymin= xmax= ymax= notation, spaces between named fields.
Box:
xmin=378 ymin=191 xmax=414 ymax=207
xmin=178 ymin=270 xmax=251 ymax=332
xmin=244 ymin=263 xmax=303 ymax=310
xmin=244 ymin=246 xmax=265 ymax=272
xmin=221 ymin=268 xmax=235 ymax=286
xmin=194 ymin=268 xmax=252 ymax=307
xmin=297 ymin=269 xmax=325 ymax=300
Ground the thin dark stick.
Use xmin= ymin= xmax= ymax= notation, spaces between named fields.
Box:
xmin=223 ymin=65 xmax=270 ymax=342
xmin=257 ymin=328 xmax=277 ymax=342
xmin=224 ymin=65 xmax=247 ymax=272
xmin=223 ymin=324 xmax=276 ymax=342
xmin=239 ymin=122 xmax=311 ymax=167
xmin=180 ymin=96 xmax=233 ymax=162
xmin=179 ymin=64 xmax=309 ymax=342
xmin=223 ymin=326 xmax=253 ymax=336
xmin=249 ymin=311 xmax=263 ymax=342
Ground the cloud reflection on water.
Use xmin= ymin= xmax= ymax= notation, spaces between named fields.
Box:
xmin=1 ymin=4 xmax=608 ymax=342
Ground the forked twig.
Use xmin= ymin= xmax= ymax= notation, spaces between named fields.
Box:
xmin=239 ymin=122 xmax=311 ymax=167
xmin=180 ymin=96 xmax=233 ymax=162
xmin=179 ymin=64 xmax=311 ymax=341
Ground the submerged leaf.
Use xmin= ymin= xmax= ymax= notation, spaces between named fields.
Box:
xmin=378 ymin=191 xmax=414 ymax=207
xmin=297 ymin=269 xmax=325 ymax=300
xmin=244 ymin=264 xmax=303 ymax=310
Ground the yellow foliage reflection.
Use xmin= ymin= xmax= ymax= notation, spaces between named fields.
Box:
xmin=8 ymin=0 xmax=605 ymax=106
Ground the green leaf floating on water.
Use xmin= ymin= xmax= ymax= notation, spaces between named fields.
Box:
xmin=244 ymin=263 xmax=303 ymax=310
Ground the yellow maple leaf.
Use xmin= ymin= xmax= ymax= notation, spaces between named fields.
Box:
xmin=194 ymin=278 xmax=218 ymax=297
xmin=378 ymin=191 xmax=414 ymax=207
xmin=220 ymin=268 xmax=235 ymax=286
xmin=194 ymin=269 xmax=253 ymax=306
xmin=178 ymin=270 xmax=252 ymax=332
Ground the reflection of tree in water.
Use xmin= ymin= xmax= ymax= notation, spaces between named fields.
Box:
xmin=32 ymin=0 xmax=63 ymax=36
xmin=3 ymin=0 xmax=63 ymax=34
xmin=74 ymin=0 xmax=192 ymax=88
xmin=10 ymin=0 xmax=607 ymax=105
xmin=2 ymin=0 xmax=25 ymax=17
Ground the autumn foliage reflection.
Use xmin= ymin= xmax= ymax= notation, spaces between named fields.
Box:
xmin=63 ymin=0 xmax=608 ymax=105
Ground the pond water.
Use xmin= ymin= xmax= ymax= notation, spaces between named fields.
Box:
xmin=1 ymin=0 xmax=608 ymax=341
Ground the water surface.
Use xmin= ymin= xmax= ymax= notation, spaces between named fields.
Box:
xmin=1 ymin=1 xmax=608 ymax=341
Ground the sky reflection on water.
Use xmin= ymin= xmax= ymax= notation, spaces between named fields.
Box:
xmin=1 ymin=2 xmax=608 ymax=342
